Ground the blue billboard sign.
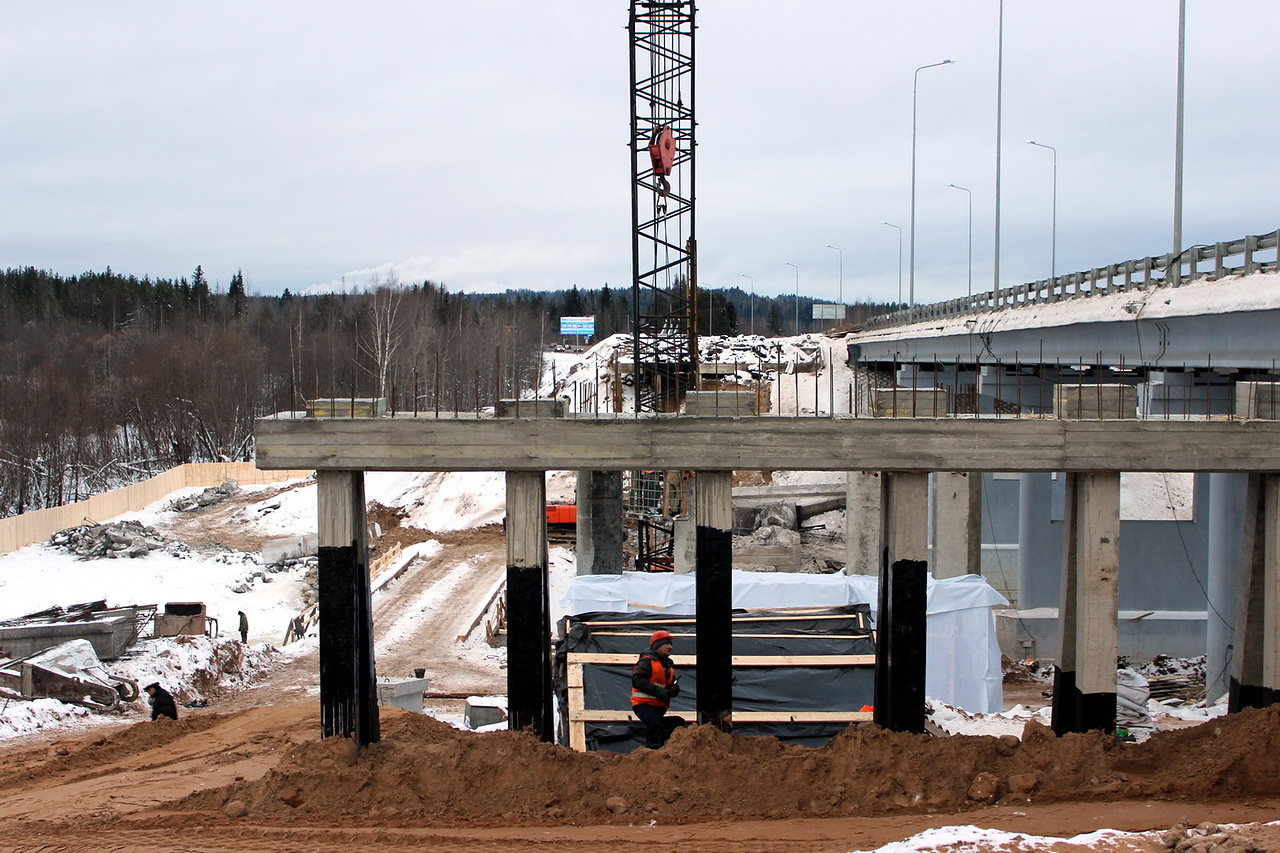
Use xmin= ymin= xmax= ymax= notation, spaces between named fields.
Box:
xmin=560 ymin=316 xmax=595 ymax=335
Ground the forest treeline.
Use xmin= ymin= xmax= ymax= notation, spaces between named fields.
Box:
xmin=0 ymin=265 xmax=896 ymax=517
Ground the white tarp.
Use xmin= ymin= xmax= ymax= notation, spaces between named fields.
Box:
xmin=561 ymin=570 xmax=1007 ymax=713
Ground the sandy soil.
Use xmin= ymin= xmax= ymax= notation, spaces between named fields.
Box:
xmin=3 ymin=703 xmax=1280 ymax=852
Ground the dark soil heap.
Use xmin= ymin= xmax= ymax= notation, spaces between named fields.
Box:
xmin=177 ymin=705 xmax=1280 ymax=827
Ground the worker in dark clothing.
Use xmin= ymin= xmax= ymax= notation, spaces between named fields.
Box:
xmin=630 ymin=629 xmax=682 ymax=748
xmin=145 ymin=682 xmax=178 ymax=721
xmin=237 ymin=610 xmax=249 ymax=644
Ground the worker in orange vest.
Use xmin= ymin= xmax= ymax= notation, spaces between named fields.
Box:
xmin=630 ymin=629 xmax=681 ymax=748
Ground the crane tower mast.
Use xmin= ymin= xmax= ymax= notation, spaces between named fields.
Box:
xmin=629 ymin=1 xmax=698 ymax=413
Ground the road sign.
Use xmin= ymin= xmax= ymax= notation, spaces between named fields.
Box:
xmin=812 ymin=303 xmax=846 ymax=320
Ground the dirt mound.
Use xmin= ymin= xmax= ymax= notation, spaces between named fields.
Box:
xmin=172 ymin=705 xmax=1280 ymax=827
xmin=0 ymin=713 xmax=224 ymax=789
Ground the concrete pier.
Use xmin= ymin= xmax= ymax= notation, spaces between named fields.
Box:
xmin=1052 ymin=472 xmax=1120 ymax=734
xmin=316 ymin=470 xmax=379 ymax=744
xmin=505 ymin=471 xmax=552 ymax=740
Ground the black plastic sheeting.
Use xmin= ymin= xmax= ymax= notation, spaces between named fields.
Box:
xmin=555 ymin=607 xmax=875 ymax=753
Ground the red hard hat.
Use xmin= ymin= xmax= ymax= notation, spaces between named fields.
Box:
xmin=649 ymin=630 xmax=673 ymax=647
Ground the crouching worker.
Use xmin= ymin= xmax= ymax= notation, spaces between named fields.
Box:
xmin=630 ymin=630 xmax=685 ymax=748
xmin=145 ymin=682 xmax=178 ymax=721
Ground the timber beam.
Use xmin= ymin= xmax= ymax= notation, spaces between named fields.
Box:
xmin=256 ymin=416 xmax=1280 ymax=474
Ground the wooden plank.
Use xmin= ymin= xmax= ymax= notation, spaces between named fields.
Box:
xmin=569 ymin=709 xmax=871 ymax=723
xmin=587 ymin=632 xmax=872 ymax=640
xmin=257 ymin=415 xmax=1280 ymax=473
xmin=567 ymin=663 xmax=587 ymax=752
xmin=581 ymin=613 xmax=865 ymax=625
xmin=566 ymin=653 xmax=874 ymax=666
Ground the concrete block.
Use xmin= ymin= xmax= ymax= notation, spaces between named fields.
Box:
xmin=154 ymin=602 xmax=206 ymax=638
xmin=465 ymin=696 xmax=508 ymax=729
xmin=262 ymin=534 xmax=318 ymax=564
xmin=306 ymin=397 xmax=387 ymax=418
xmin=1236 ymin=382 xmax=1280 ymax=419
xmin=684 ymin=391 xmax=757 ymax=417
xmin=871 ymin=388 xmax=950 ymax=417
xmin=0 ymin=611 xmax=137 ymax=661
xmin=1052 ymin=384 xmax=1137 ymax=419
xmin=733 ymin=544 xmax=801 ymax=571
xmin=495 ymin=398 xmax=566 ymax=418
xmin=376 ymin=676 xmax=429 ymax=712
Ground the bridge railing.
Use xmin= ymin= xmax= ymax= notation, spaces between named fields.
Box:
xmin=864 ymin=228 xmax=1280 ymax=330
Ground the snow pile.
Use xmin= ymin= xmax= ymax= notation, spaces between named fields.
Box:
xmin=0 ymin=698 xmax=93 ymax=740
xmin=846 ymin=824 xmax=1144 ymax=852
xmin=233 ymin=470 xmax=565 ymax=537
xmin=110 ymin=635 xmax=277 ymax=706
xmin=926 ymin=699 xmax=1053 ymax=738
xmin=1151 ymin=696 xmax=1228 ymax=723
xmin=0 ymin=541 xmax=312 ymax=645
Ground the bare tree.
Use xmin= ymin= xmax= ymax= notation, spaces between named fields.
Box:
xmin=359 ymin=275 xmax=403 ymax=401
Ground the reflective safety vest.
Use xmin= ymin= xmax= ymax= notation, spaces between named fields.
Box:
xmin=630 ymin=651 xmax=675 ymax=708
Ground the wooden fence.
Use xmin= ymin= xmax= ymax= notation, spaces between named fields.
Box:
xmin=0 ymin=462 xmax=313 ymax=553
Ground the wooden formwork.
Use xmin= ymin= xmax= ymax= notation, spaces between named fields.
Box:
xmin=565 ymin=649 xmax=875 ymax=752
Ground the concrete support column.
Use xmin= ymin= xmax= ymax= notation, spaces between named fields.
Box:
xmin=845 ymin=471 xmax=883 ymax=575
xmin=1018 ymin=473 xmax=1059 ymax=610
xmin=884 ymin=472 xmax=929 ymax=570
xmin=505 ymin=471 xmax=552 ymax=741
xmin=694 ymin=470 xmax=733 ymax=732
xmin=575 ymin=470 xmax=624 ymax=575
xmin=1207 ymin=473 xmax=1248 ymax=702
xmin=316 ymin=470 xmax=379 ymax=745
xmin=1052 ymin=472 xmax=1120 ymax=735
xmin=933 ymin=472 xmax=982 ymax=578
xmin=1228 ymin=474 xmax=1280 ymax=712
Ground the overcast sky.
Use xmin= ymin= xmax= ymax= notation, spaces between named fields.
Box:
xmin=2 ymin=1 xmax=1277 ymax=305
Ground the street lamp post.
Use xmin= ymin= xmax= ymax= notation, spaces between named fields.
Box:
xmin=994 ymin=0 xmax=1005 ymax=295
xmin=1026 ymin=140 xmax=1057 ymax=282
xmin=785 ymin=262 xmax=799 ymax=334
xmin=882 ymin=222 xmax=903 ymax=305
xmin=910 ymin=58 xmax=955 ymax=308
xmin=947 ymin=184 xmax=973 ymax=299
xmin=1173 ymin=0 xmax=1186 ymax=260
xmin=825 ymin=244 xmax=843 ymax=324
xmin=740 ymin=274 xmax=755 ymax=335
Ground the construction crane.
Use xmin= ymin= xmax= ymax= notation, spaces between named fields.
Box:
xmin=629 ymin=0 xmax=699 ymax=414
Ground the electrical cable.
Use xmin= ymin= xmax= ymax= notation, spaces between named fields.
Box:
xmin=1133 ymin=294 xmax=1233 ymax=695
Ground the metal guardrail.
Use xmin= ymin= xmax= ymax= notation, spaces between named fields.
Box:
xmin=865 ymin=229 xmax=1280 ymax=330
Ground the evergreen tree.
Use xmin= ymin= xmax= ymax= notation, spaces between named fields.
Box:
xmin=191 ymin=265 xmax=210 ymax=319
xmin=229 ymin=269 xmax=246 ymax=318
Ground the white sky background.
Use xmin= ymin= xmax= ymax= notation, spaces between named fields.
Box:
xmin=1 ymin=1 xmax=1276 ymax=305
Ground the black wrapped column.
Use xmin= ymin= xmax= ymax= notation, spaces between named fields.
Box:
xmin=695 ymin=470 xmax=733 ymax=731
xmin=506 ymin=470 xmax=553 ymax=740
xmin=317 ymin=470 xmax=379 ymax=745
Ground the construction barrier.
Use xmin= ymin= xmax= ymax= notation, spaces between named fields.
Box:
xmin=0 ymin=462 xmax=313 ymax=553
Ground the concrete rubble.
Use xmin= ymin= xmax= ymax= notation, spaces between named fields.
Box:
xmin=49 ymin=520 xmax=182 ymax=559
xmin=167 ymin=480 xmax=240 ymax=513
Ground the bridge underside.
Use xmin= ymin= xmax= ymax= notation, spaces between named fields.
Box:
xmin=256 ymin=414 xmax=1280 ymax=746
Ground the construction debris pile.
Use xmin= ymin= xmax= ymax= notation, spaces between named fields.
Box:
xmin=168 ymin=481 xmax=240 ymax=513
xmin=49 ymin=520 xmax=186 ymax=560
